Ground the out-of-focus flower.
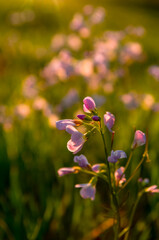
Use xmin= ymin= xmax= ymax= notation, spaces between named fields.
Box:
xmin=92 ymin=95 xmax=106 ymax=107
xmin=79 ymin=27 xmax=90 ymax=38
xmin=145 ymin=185 xmax=159 ymax=194
xmin=58 ymin=167 xmax=76 ymax=177
xmin=138 ymin=178 xmax=149 ymax=184
xmin=76 ymin=58 xmax=93 ymax=77
xmin=15 ymin=104 xmax=31 ymax=119
xmin=148 ymin=65 xmax=159 ymax=81
xmin=48 ymin=114 xmax=59 ymax=128
xmin=132 ymin=130 xmax=146 ymax=149
xmin=125 ymin=25 xmax=145 ymax=37
xmin=104 ymin=112 xmax=115 ymax=132
xmin=33 ymin=96 xmax=48 ymax=111
xmin=22 ymin=75 xmax=38 ymax=98
xmin=108 ymin=150 xmax=127 ymax=163
xmin=56 ymin=119 xmax=75 ymax=130
xmin=83 ymin=96 xmax=96 ymax=113
xmin=115 ymin=167 xmax=126 ymax=187
xmin=66 ymin=125 xmax=85 ymax=154
xmin=42 ymin=50 xmax=74 ymax=85
xmin=70 ymin=13 xmax=84 ymax=31
xmin=75 ymin=183 xmax=96 ymax=200
xmin=74 ymin=154 xmax=90 ymax=168
xmin=83 ymin=5 xmax=94 ymax=16
xmin=141 ymin=94 xmax=155 ymax=110
xmin=51 ymin=34 xmax=66 ymax=51
xmin=90 ymin=7 xmax=106 ymax=24
xmin=120 ymin=92 xmax=139 ymax=109
xmin=58 ymin=89 xmax=79 ymax=111
xmin=67 ymin=34 xmax=82 ymax=51
xmin=120 ymin=42 xmax=143 ymax=64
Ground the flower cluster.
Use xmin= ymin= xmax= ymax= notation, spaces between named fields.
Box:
xmin=56 ymin=96 xmax=157 ymax=204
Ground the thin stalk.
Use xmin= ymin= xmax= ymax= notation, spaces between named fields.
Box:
xmin=118 ymin=153 xmax=147 ymax=193
xmin=100 ymin=124 xmax=120 ymax=240
xmin=124 ymin=149 xmax=133 ymax=174
xmin=118 ymin=149 xmax=134 ymax=183
xmin=124 ymin=191 xmax=144 ymax=240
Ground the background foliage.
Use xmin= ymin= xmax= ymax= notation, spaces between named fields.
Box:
xmin=0 ymin=0 xmax=159 ymax=239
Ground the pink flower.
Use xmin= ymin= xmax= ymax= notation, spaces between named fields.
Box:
xmin=75 ymin=183 xmax=96 ymax=200
xmin=58 ymin=167 xmax=75 ymax=176
xmin=104 ymin=112 xmax=115 ymax=132
xmin=115 ymin=167 xmax=126 ymax=186
xmin=145 ymin=185 xmax=159 ymax=194
xmin=108 ymin=150 xmax=127 ymax=163
xmin=132 ymin=130 xmax=146 ymax=148
xmin=74 ymin=154 xmax=90 ymax=168
xmin=83 ymin=97 xmax=96 ymax=113
xmin=56 ymin=119 xmax=75 ymax=130
xmin=66 ymin=125 xmax=85 ymax=154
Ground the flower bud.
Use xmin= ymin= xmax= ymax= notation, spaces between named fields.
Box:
xmin=83 ymin=96 xmax=96 ymax=112
xmin=132 ymin=130 xmax=146 ymax=149
xmin=77 ymin=114 xmax=86 ymax=120
xmin=104 ymin=112 xmax=115 ymax=132
xmin=92 ymin=115 xmax=100 ymax=121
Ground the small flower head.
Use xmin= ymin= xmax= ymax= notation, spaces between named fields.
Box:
xmin=83 ymin=97 xmax=96 ymax=112
xmin=74 ymin=154 xmax=90 ymax=168
xmin=132 ymin=130 xmax=146 ymax=149
xmin=75 ymin=183 xmax=96 ymax=200
xmin=104 ymin=112 xmax=115 ymax=132
xmin=77 ymin=114 xmax=86 ymax=120
xmin=58 ymin=167 xmax=76 ymax=177
xmin=56 ymin=119 xmax=75 ymax=130
xmin=108 ymin=150 xmax=127 ymax=163
xmin=115 ymin=167 xmax=126 ymax=186
xmin=145 ymin=185 xmax=159 ymax=194
xmin=66 ymin=125 xmax=85 ymax=154
xmin=92 ymin=164 xmax=101 ymax=173
xmin=92 ymin=115 xmax=100 ymax=121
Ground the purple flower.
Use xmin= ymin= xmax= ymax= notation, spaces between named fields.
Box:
xmin=66 ymin=125 xmax=85 ymax=154
xmin=115 ymin=167 xmax=126 ymax=186
xmin=74 ymin=154 xmax=90 ymax=168
xmin=132 ymin=130 xmax=146 ymax=149
xmin=108 ymin=150 xmax=127 ymax=163
xmin=145 ymin=185 xmax=159 ymax=194
xmin=104 ymin=112 xmax=115 ymax=132
xmin=77 ymin=114 xmax=86 ymax=120
xmin=92 ymin=115 xmax=100 ymax=121
xmin=92 ymin=164 xmax=101 ymax=173
xmin=56 ymin=119 xmax=75 ymax=130
xmin=75 ymin=183 xmax=96 ymax=200
xmin=58 ymin=167 xmax=75 ymax=177
xmin=83 ymin=97 xmax=96 ymax=113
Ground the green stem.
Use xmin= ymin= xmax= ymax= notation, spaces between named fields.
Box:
xmin=124 ymin=191 xmax=144 ymax=240
xmin=124 ymin=149 xmax=133 ymax=173
xmin=100 ymin=126 xmax=120 ymax=240
xmin=79 ymin=168 xmax=108 ymax=182
xmin=118 ymin=153 xmax=147 ymax=193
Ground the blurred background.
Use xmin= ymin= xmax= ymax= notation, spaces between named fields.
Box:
xmin=0 ymin=0 xmax=159 ymax=239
